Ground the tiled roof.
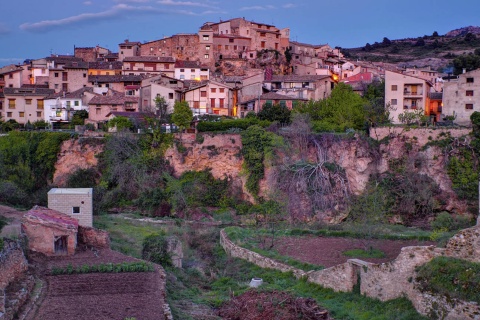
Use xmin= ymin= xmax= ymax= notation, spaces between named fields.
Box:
xmin=341 ymin=72 xmax=373 ymax=83
xmin=260 ymin=92 xmax=306 ymax=100
xmin=46 ymin=56 xmax=83 ymax=64
xmin=123 ymin=56 xmax=175 ymax=63
xmin=88 ymin=61 xmax=123 ymax=70
xmin=0 ymin=64 xmax=23 ymax=75
xmin=269 ymin=75 xmax=331 ymax=82
xmin=45 ymin=87 xmax=96 ymax=99
xmin=24 ymin=206 xmax=79 ymax=228
xmin=3 ymin=87 xmax=55 ymax=96
xmin=174 ymin=60 xmax=201 ymax=68
xmin=89 ymin=93 xmax=139 ymax=105
xmin=88 ymin=75 xmax=145 ymax=83
xmin=289 ymin=41 xmax=327 ymax=48
xmin=119 ymin=40 xmax=141 ymax=46
xmin=64 ymin=61 xmax=89 ymax=69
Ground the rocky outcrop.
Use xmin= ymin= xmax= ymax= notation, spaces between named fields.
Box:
xmin=77 ymin=226 xmax=110 ymax=249
xmin=53 ymin=138 xmax=104 ymax=186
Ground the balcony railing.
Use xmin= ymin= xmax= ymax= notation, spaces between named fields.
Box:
xmin=403 ymin=90 xmax=423 ymax=96
xmin=404 ymin=105 xmax=419 ymax=110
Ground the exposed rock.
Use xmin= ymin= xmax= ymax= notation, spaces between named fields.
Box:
xmin=53 ymin=138 xmax=104 ymax=186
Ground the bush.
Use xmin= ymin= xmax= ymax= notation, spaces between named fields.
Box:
xmin=142 ymin=233 xmax=172 ymax=267
xmin=430 ymin=212 xmax=474 ymax=231
xmin=66 ymin=168 xmax=99 ymax=188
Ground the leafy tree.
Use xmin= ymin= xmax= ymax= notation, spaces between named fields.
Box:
xmin=171 ymin=101 xmax=193 ymax=133
xmin=284 ymin=47 xmax=292 ymax=65
xmin=414 ymin=38 xmax=425 ymax=47
xmin=257 ymin=103 xmax=291 ymax=125
xmin=432 ymin=31 xmax=439 ymax=37
xmin=453 ymin=53 xmax=480 ymax=74
xmin=33 ymin=120 xmax=49 ymax=129
xmin=465 ymin=32 xmax=476 ymax=42
xmin=363 ymin=80 xmax=392 ymax=126
xmin=364 ymin=43 xmax=372 ymax=51
xmin=382 ymin=37 xmax=392 ymax=46
xmin=71 ymin=110 xmax=88 ymax=126
xmin=153 ymin=95 xmax=170 ymax=124
xmin=142 ymin=233 xmax=172 ymax=267
xmin=107 ymin=116 xmax=133 ymax=131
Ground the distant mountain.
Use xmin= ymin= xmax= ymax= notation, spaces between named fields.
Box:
xmin=342 ymin=26 xmax=480 ymax=71
xmin=445 ymin=26 xmax=480 ymax=37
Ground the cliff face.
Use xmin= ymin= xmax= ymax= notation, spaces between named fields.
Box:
xmin=165 ymin=129 xmax=470 ymax=220
xmin=53 ymin=138 xmax=104 ymax=187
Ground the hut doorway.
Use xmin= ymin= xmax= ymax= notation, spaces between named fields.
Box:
xmin=54 ymin=236 xmax=68 ymax=255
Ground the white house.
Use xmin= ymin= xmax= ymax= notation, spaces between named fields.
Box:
xmin=174 ymin=60 xmax=209 ymax=81
xmin=44 ymin=87 xmax=97 ymax=125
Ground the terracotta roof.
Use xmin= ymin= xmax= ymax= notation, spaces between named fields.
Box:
xmin=88 ymin=61 xmax=123 ymax=70
xmin=260 ymin=92 xmax=306 ymax=100
xmin=341 ymin=72 xmax=373 ymax=83
xmin=3 ymin=87 xmax=55 ymax=96
xmin=23 ymin=206 xmax=79 ymax=228
xmin=46 ymin=56 xmax=83 ymax=64
xmin=123 ymin=56 xmax=175 ymax=63
xmin=89 ymin=93 xmax=139 ymax=105
xmin=269 ymin=75 xmax=331 ymax=82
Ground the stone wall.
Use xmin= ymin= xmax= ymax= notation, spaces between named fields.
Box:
xmin=0 ymin=239 xmax=28 ymax=318
xmin=370 ymin=127 xmax=470 ymax=146
xmin=77 ymin=226 xmax=110 ymax=249
xmin=221 ymin=226 xmax=480 ymax=320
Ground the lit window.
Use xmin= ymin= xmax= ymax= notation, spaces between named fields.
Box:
xmin=204 ymin=54 xmax=209 ymax=59
xmin=203 ymin=35 xmax=209 ymax=41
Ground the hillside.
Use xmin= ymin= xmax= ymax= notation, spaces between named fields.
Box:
xmin=343 ymin=26 xmax=480 ymax=71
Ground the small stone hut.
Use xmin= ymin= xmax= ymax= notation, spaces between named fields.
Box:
xmin=48 ymin=188 xmax=93 ymax=227
xmin=21 ymin=206 xmax=78 ymax=256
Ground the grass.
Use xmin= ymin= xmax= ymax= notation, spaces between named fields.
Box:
xmin=416 ymin=256 xmax=480 ymax=304
xmin=51 ymin=261 xmax=154 ymax=275
xmin=343 ymin=248 xmax=386 ymax=258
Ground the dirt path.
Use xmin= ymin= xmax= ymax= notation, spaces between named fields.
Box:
xmin=274 ymin=235 xmax=435 ymax=268
xmin=0 ymin=204 xmax=25 ymax=237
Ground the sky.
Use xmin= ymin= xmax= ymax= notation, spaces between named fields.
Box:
xmin=1 ymin=0 xmax=479 ymax=67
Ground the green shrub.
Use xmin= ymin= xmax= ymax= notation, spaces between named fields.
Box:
xmin=142 ymin=233 xmax=172 ymax=267
xmin=50 ymin=261 xmax=154 ymax=275
xmin=66 ymin=168 xmax=99 ymax=188
xmin=416 ymin=257 xmax=480 ymax=304
xmin=431 ymin=212 xmax=474 ymax=231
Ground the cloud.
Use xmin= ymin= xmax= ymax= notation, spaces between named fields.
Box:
xmin=83 ymin=1 xmax=93 ymax=5
xmin=282 ymin=3 xmax=297 ymax=8
xmin=157 ymin=0 xmax=216 ymax=8
xmin=239 ymin=5 xmax=276 ymax=11
xmin=113 ymin=0 xmax=151 ymax=2
xmin=19 ymin=4 xmax=174 ymax=33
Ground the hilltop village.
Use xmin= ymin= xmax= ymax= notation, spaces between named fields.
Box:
xmin=1 ymin=17 xmax=477 ymax=127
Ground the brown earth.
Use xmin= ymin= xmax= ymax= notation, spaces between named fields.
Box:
xmin=272 ymin=235 xmax=435 ymax=268
xmin=24 ymin=249 xmax=168 ymax=320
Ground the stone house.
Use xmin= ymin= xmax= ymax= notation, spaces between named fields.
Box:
xmin=442 ymin=68 xmax=480 ymax=125
xmin=183 ymin=80 xmax=234 ymax=116
xmin=74 ymin=46 xmax=111 ymax=62
xmin=46 ymin=56 xmax=88 ymax=93
xmin=241 ymin=92 xmax=307 ymax=114
xmin=88 ymin=61 xmax=123 ymax=76
xmin=122 ymin=56 xmax=175 ymax=78
xmin=118 ymin=40 xmax=141 ymax=61
xmin=86 ymin=90 xmax=139 ymax=127
xmin=21 ymin=206 xmax=78 ymax=256
xmin=48 ymin=188 xmax=93 ymax=227
xmin=263 ymin=74 xmax=335 ymax=101
xmin=174 ymin=60 xmax=209 ymax=81
xmin=139 ymin=74 xmax=185 ymax=114
xmin=384 ymin=70 xmax=434 ymax=124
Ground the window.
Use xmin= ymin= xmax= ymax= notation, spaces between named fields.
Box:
xmin=191 ymin=69 xmax=195 ymax=72
xmin=19 ymin=112 xmax=25 ymax=117
xmin=7 ymin=112 xmax=12 ymax=117
xmin=466 ymin=104 xmax=474 ymax=110
xmin=211 ymin=88 xmax=216 ymax=93
xmin=74 ymin=101 xmax=79 ymax=106
xmin=8 ymin=99 xmax=15 ymax=109
xmin=62 ymin=83 xmax=68 ymax=91
xmin=234 ymin=45 xmax=238 ymax=50
xmin=391 ymin=99 xmax=397 ymax=105
xmin=225 ymin=45 xmax=229 ymax=50
xmin=36 ymin=100 xmax=44 ymax=110
xmin=229 ymin=38 xmax=234 ymax=43
xmin=37 ymin=111 xmax=42 ymax=117
xmin=206 ymin=45 xmax=210 ymax=51
xmin=201 ymin=91 xmax=207 ymax=97
xmin=250 ymin=53 xmax=254 ymax=58
xmin=210 ymin=98 xmax=216 ymax=107
xmin=203 ymin=35 xmax=209 ymax=41
xmin=265 ymin=100 xmax=273 ymax=107
xmin=260 ymin=32 xmax=266 ymax=37
xmin=72 ymin=206 xmax=80 ymax=214
xmin=96 ymin=108 xmax=101 ymax=115
xmin=193 ymin=101 xmax=200 ymax=109
xmin=218 ymin=45 xmax=222 ymax=50
xmin=168 ymin=93 xmax=174 ymax=99
xmin=62 ymin=72 xmax=68 ymax=81
xmin=180 ymin=75 xmax=185 ymax=80
xmin=25 ymin=99 xmax=32 ymax=105
xmin=9 ymin=74 xmax=13 ymax=79
xmin=204 ymin=54 xmax=209 ymax=59
xmin=391 ymin=85 xmax=397 ymax=91
xmin=466 ymin=90 xmax=474 ymax=96
xmin=219 ymin=98 xmax=224 ymax=108
xmin=219 ymin=88 xmax=225 ymax=93
xmin=66 ymin=101 xmax=71 ymax=108
xmin=164 ymin=64 xmax=170 ymax=69
xmin=180 ymin=68 xmax=185 ymax=72
xmin=0 ymin=101 xmax=2 ymax=109
xmin=467 ymin=78 xmax=474 ymax=83
xmin=83 ymin=73 xmax=86 ymax=78
xmin=54 ymin=72 xmax=59 ymax=77
xmin=261 ymin=41 xmax=266 ymax=48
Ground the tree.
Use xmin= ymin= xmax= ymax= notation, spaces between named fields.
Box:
xmin=382 ymin=37 xmax=392 ymax=46
xmin=284 ymin=47 xmax=292 ymax=65
xmin=71 ymin=110 xmax=89 ymax=126
xmin=153 ymin=95 xmax=170 ymax=124
xmin=107 ymin=116 xmax=133 ymax=131
xmin=432 ymin=31 xmax=439 ymax=37
xmin=171 ymin=101 xmax=193 ymax=134
xmin=257 ymin=103 xmax=291 ymax=124
xmin=453 ymin=53 xmax=480 ymax=74
xmin=414 ymin=38 xmax=425 ymax=47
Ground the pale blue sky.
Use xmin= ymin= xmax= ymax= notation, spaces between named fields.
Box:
xmin=1 ymin=0 xmax=479 ymax=67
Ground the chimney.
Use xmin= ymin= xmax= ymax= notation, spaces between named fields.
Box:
xmin=463 ymin=68 xmax=467 ymax=74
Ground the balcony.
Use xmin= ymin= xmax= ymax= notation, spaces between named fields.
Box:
xmin=404 ymin=105 xmax=419 ymax=110
xmin=403 ymin=90 xmax=423 ymax=96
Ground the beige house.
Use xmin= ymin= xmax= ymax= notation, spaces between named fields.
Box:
xmin=183 ymin=80 xmax=233 ymax=116
xmin=122 ymin=56 xmax=175 ymax=78
xmin=87 ymin=90 xmax=139 ymax=127
xmin=118 ymin=40 xmax=141 ymax=61
xmin=443 ymin=68 xmax=480 ymax=125
xmin=2 ymin=87 xmax=54 ymax=124
xmin=384 ymin=70 xmax=433 ymax=124
xmin=263 ymin=74 xmax=335 ymax=100
xmin=48 ymin=188 xmax=93 ymax=227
